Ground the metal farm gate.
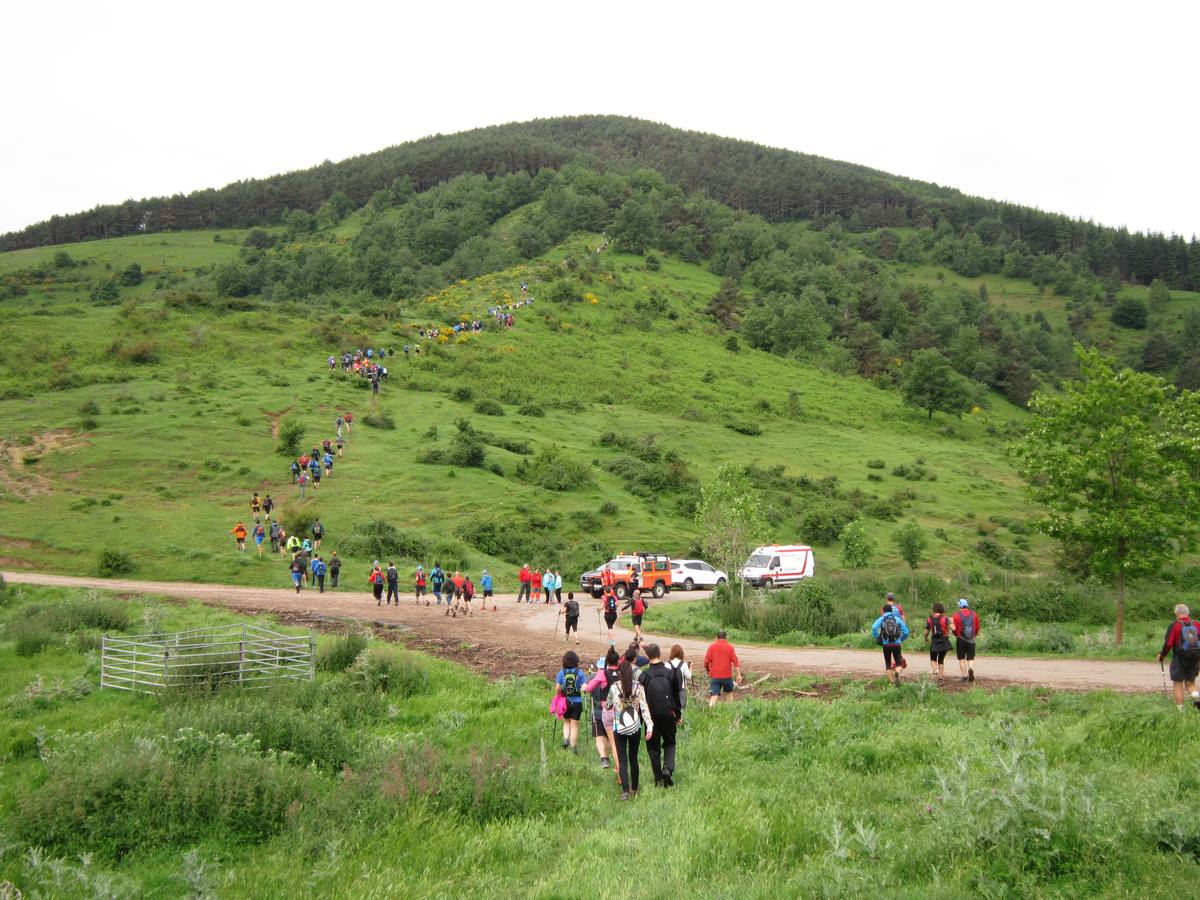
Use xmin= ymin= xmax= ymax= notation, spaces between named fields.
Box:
xmin=100 ymin=623 xmax=315 ymax=694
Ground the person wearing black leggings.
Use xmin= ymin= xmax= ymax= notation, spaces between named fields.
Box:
xmin=606 ymin=660 xmax=654 ymax=800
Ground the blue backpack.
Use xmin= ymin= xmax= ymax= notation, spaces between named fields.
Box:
xmin=1179 ymin=621 xmax=1200 ymax=659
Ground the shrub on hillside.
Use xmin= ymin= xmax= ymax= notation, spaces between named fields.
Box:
xmin=17 ymin=731 xmax=316 ymax=858
xmin=800 ymin=501 xmax=857 ymax=546
xmin=451 ymin=386 xmax=474 ymax=402
xmin=474 ymin=399 xmax=504 ymax=416
xmin=525 ymin=445 xmax=593 ymax=491
xmin=518 ymin=403 xmax=545 ymax=417
xmin=349 ymin=647 xmax=432 ymax=697
xmin=79 ymin=399 xmax=101 ymax=416
xmin=317 ymin=632 xmax=369 ymax=673
xmin=344 ymin=520 xmax=429 ymax=562
xmin=116 ymin=340 xmax=158 ymax=364
xmin=364 ymin=412 xmax=395 ymax=429
xmin=276 ymin=418 xmax=305 ymax=457
xmin=1111 ymin=296 xmax=1148 ymax=329
xmin=97 ymin=550 xmax=134 ymax=577
xmin=726 ymin=421 xmax=762 ymax=436
xmin=11 ymin=620 xmax=56 ymax=656
xmin=546 ymin=279 xmax=582 ymax=304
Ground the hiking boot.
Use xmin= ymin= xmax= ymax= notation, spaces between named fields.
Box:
xmin=968 ymin=669 xmax=975 ymax=682
xmin=662 ymin=770 xmax=674 ymax=787
xmin=444 ymin=608 xmax=449 ymax=617
xmin=620 ymin=792 xmax=630 ymax=801
xmin=601 ymin=757 xmax=610 ymax=768
xmin=961 ymin=676 xmax=968 ymax=682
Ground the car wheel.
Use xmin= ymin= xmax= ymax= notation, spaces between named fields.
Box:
xmin=683 ymin=577 xmax=695 ymax=591
xmin=760 ymin=578 xmax=773 ymax=590
xmin=652 ymin=582 xmax=666 ymax=599
xmin=615 ymin=583 xmax=627 ymax=600
xmin=716 ymin=577 xmax=726 ymax=588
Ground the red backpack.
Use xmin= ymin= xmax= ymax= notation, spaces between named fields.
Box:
xmin=632 ymin=596 xmax=645 ymax=616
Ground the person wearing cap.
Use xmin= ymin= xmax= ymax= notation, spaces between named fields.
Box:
xmin=704 ymin=629 xmax=741 ymax=707
xmin=951 ymin=598 xmax=981 ymax=682
xmin=1157 ymin=603 xmax=1200 ymax=710
xmin=871 ymin=603 xmax=910 ymax=685
xmin=414 ymin=564 xmax=427 ymax=604
xmin=883 ymin=591 xmax=905 ymax=622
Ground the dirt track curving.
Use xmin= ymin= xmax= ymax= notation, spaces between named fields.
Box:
xmin=1 ymin=571 xmax=1166 ymax=693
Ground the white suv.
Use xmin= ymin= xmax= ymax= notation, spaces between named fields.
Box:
xmin=670 ymin=559 xmax=727 ymax=591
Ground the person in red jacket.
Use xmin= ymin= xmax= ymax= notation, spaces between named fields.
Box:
xmin=704 ymin=630 xmax=741 ymax=708
xmin=951 ymin=599 xmax=981 ymax=683
xmin=532 ymin=568 xmax=544 ymax=604
xmin=517 ymin=564 xmax=532 ymax=603
xmin=1158 ymin=603 xmax=1200 ymax=709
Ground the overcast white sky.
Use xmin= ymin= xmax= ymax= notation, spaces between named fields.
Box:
xmin=3 ymin=0 xmax=1197 ymax=238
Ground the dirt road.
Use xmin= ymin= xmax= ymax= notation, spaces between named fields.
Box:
xmin=2 ymin=571 xmax=1165 ymax=693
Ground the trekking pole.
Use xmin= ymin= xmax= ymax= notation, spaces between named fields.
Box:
xmin=554 ymin=610 xmax=560 ymax=637
xmin=1161 ymin=657 xmax=1170 ymax=695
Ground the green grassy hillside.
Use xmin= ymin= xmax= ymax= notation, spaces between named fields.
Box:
xmin=0 ymin=228 xmax=1043 ymax=590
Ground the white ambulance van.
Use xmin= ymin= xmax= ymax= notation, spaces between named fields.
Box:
xmin=740 ymin=545 xmax=815 ymax=589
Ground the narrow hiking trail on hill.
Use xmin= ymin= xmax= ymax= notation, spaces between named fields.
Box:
xmin=3 ymin=571 xmax=1165 ymax=693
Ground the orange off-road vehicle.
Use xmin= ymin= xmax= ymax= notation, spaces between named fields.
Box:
xmin=579 ymin=552 xmax=673 ymax=599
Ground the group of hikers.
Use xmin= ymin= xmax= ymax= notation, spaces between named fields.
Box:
xmin=369 ymin=562 xmax=497 ymax=616
xmin=870 ymin=592 xmax=981 ymax=685
xmin=550 ymin=628 xmax=741 ymax=800
xmin=289 ymin=415 xmax=354 ymax=497
xmin=515 ymin=564 xmax=566 ymax=604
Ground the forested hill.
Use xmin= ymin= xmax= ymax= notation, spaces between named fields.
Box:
xmin=5 ymin=115 xmax=1198 ymax=289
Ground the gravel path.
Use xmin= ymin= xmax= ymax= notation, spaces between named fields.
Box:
xmin=2 ymin=570 xmax=1164 ymax=692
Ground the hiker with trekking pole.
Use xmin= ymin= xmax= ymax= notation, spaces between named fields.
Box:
xmin=558 ymin=592 xmax=581 ymax=645
xmin=1158 ymin=603 xmax=1200 ymax=710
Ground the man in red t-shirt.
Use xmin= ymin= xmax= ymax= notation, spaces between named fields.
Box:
xmin=704 ymin=630 xmax=742 ymax=707
xmin=951 ymin=599 xmax=981 ymax=683
xmin=517 ymin=564 xmax=531 ymax=603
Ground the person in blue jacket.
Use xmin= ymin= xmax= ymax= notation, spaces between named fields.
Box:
xmin=480 ymin=569 xmax=495 ymax=610
xmin=871 ymin=603 xmax=910 ymax=685
xmin=311 ymin=555 xmax=327 ymax=593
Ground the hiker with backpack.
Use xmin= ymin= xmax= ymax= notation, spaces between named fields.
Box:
xmin=343 ymin=412 xmax=353 ymax=436
xmin=623 ymin=589 xmax=648 ymax=642
xmin=414 ymin=565 xmax=427 ymax=604
xmin=584 ymin=647 xmax=621 ymax=770
xmin=289 ymin=552 xmax=305 ymax=593
xmin=602 ymin=589 xmax=619 ymax=644
xmin=369 ymin=562 xmax=384 ymax=605
xmin=639 ymin=643 xmax=682 ymax=787
xmin=329 ymin=552 xmax=341 ymax=588
xmin=1158 ymin=603 xmax=1200 ymax=710
xmin=298 ymin=469 xmax=308 ymax=498
xmin=269 ymin=521 xmax=282 ymax=554
xmin=559 ymin=592 xmax=581 ymax=644
xmin=924 ymin=602 xmax=953 ymax=684
xmin=951 ymin=598 xmax=980 ymax=683
xmin=872 ymin=603 xmax=910 ymax=685
xmin=555 ymin=651 xmax=587 ymax=752
xmin=462 ymin=575 xmax=475 ymax=614
xmin=231 ymin=522 xmax=248 ymax=552
xmin=430 ymin=564 xmax=446 ymax=605
xmin=252 ymin=521 xmax=266 ymax=557
xmin=606 ymin=660 xmax=654 ymax=800
xmin=290 ymin=460 xmax=301 ymax=484
xmin=312 ymin=519 xmax=324 ymax=550
xmin=668 ymin=644 xmax=691 ymax=722
xmin=704 ymin=630 xmax=742 ymax=707
xmin=311 ymin=554 xmax=327 ymax=593
xmin=386 ymin=562 xmax=400 ymax=605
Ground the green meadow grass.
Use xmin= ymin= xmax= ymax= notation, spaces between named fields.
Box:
xmin=0 ymin=585 xmax=1193 ymax=898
